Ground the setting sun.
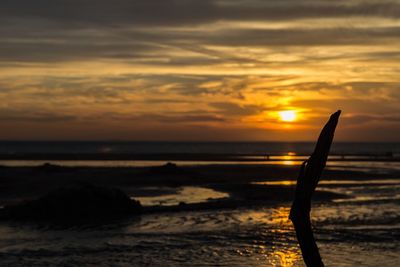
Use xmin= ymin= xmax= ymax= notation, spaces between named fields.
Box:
xmin=279 ymin=110 xmax=297 ymax=122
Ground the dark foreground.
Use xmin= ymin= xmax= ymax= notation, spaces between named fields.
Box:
xmin=0 ymin=163 xmax=399 ymax=266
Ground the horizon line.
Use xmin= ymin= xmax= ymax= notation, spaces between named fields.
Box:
xmin=0 ymin=140 xmax=400 ymax=143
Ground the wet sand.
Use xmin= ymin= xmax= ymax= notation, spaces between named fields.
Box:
xmin=0 ymin=163 xmax=399 ymax=266
xmin=1 ymin=162 xmax=397 ymax=208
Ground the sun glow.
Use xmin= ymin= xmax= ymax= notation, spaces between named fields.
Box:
xmin=279 ymin=110 xmax=297 ymax=122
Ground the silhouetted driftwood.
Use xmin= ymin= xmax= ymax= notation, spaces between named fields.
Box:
xmin=289 ymin=110 xmax=341 ymax=267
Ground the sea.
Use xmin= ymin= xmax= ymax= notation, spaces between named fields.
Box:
xmin=0 ymin=142 xmax=399 ymax=266
xmin=0 ymin=141 xmax=399 ymax=170
xmin=0 ymin=141 xmax=399 ymax=155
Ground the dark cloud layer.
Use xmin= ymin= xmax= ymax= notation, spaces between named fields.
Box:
xmin=2 ymin=0 xmax=400 ymax=26
xmin=0 ymin=109 xmax=77 ymax=122
xmin=1 ymin=1 xmax=400 ymax=63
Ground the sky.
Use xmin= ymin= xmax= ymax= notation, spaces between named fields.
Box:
xmin=1 ymin=0 xmax=400 ymax=141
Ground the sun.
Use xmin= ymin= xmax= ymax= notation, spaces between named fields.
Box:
xmin=279 ymin=110 xmax=297 ymax=122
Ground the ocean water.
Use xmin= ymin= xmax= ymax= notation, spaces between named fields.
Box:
xmin=0 ymin=141 xmax=399 ymax=155
xmin=1 ymin=142 xmax=400 ymax=174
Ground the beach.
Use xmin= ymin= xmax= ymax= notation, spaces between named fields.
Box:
xmin=0 ymin=150 xmax=399 ymax=266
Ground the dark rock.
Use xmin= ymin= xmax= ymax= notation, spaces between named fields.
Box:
xmin=149 ymin=162 xmax=181 ymax=175
xmin=150 ymin=162 xmax=182 ymax=174
xmin=2 ymin=183 xmax=142 ymax=221
xmin=35 ymin=162 xmax=64 ymax=172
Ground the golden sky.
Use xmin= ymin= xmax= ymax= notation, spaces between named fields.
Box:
xmin=1 ymin=0 xmax=400 ymax=141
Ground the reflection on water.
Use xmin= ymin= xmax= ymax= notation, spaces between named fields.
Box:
xmin=269 ymin=249 xmax=300 ymax=267
xmin=281 ymin=161 xmax=296 ymax=166
xmin=254 ymin=179 xmax=400 ymax=186
xmin=267 ymin=207 xmax=301 ymax=267
xmin=278 ymin=154 xmax=298 ymax=166
xmin=0 ymin=199 xmax=398 ymax=266
xmin=0 ymin=159 xmax=304 ymax=167
xmin=0 ymin=176 xmax=399 ymax=266
xmin=0 ymin=206 xmax=304 ymax=266
xmin=269 ymin=207 xmax=292 ymax=233
xmin=253 ymin=181 xmax=297 ymax=186
xmin=134 ymin=186 xmax=229 ymax=206
xmin=234 ymin=207 xmax=302 ymax=266
xmin=2 ymin=158 xmax=400 ymax=174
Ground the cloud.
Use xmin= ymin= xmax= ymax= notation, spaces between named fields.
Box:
xmin=209 ymin=102 xmax=265 ymax=116
xmin=0 ymin=109 xmax=77 ymax=122
xmin=2 ymin=1 xmax=400 ymax=27
xmin=1 ymin=1 xmax=400 ymax=65
xmin=136 ymin=114 xmax=226 ymax=123
xmin=0 ymin=1 xmax=400 ymax=140
xmin=343 ymin=114 xmax=400 ymax=125
xmin=1 ymin=25 xmax=400 ymax=64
